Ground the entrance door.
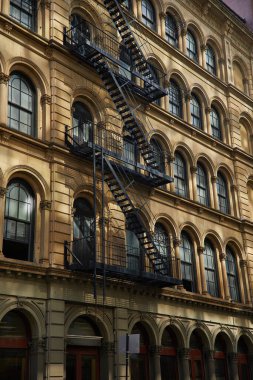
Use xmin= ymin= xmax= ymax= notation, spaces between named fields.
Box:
xmin=238 ymin=354 xmax=250 ymax=380
xmin=189 ymin=349 xmax=205 ymax=380
xmin=66 ymin=347 xmax=100 ymax=380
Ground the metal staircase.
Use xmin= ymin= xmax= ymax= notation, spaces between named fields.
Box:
xmin=63 ymin=0 xmax=180 ymax=285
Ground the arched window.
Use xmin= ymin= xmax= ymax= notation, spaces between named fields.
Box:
xmin=210 ymin=106 xmax=222 ymax=140
xmin=240 ymin=120 xmax=250 ymax=153
xmin=225 ymin=247 xmax=240 ymax=302
xmin=190 ymin=94 xmax=202 ymax=129
xmin=70 ymin=14 xmax=91 ymax=56
xmin=154 ymin=223 xmax=170 ymax=259
xmin=66 ymin=316 xmax=101 ymax=380
xmin=233 ymin=62 xmax=245 ymax=92
xmin=205 ymin=45 xmax=216 ymax=75
xmin=3 ymin=179 xmax=34 ymax=262
xmin=126 ymin=229 xmax=140 ymax=272
xmin=165 ymin=14 xmax=178 ymax=47
xmin=73 ymin=198 xmax=94 ymax=268
xmin=174 ymin=152 xmax=187 ymax=197
xmin=160 ymin=327 xmax=179 ymax=379
xmin=196 ymin=163 xmax=209 ymax=206
xmin=214 ymin=334 xmax=228 ymax=379
xmin=0 ymin=311 xmax=31 ymax=379
xmin=186 ymin=30 xmax=198 ymax=62
xmin=217 ymin=172 xmax=229 ymax=214
xmin=130 ymin=323 xmax=150 ymax=380
xmin=8 ymin=72 xmax=36 ymax=136
xmin=204 ymin=240 xmax=219 ymax=297
xmin=123 ymin=133 xmax=138 ymax=167
xmin=180 ymin=232 xmax=195 ymax=291
xmin=72 ymin=102 xmax=93 ymax=144
xmin=10 ymin=0 xmax=36 ymax=30
xmin=189 ymin=331 xmax=205 ymax=380
xmin=169 ymin=80 xmax=182 ymax=117
xmin=237 ymin=337 xmax=250 ymax=380
xmin=150 ymin=139 xmax=165 ymax=174
xmin=142 ymin=0 xmax=156 ymax=30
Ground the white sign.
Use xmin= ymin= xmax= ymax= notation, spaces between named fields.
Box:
xmin=118 ymin=334 xmax=140 ymax=354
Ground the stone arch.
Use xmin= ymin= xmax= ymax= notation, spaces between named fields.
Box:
xmin=215 ymin=163 xmax=235 ymax=185
xmin=239 ymin=115 xmax=252 ymax=153
xmin=187 ymin=322 xmax=212 ymax=349
xmin=191 ymin=83 xmax=209 ymax=109
xmin=146 ymin=53 xmax=167 ymax=78
xmin=129 ymin=313 xmax=158 ymax=346
xmin=7 ymin=57 xmax=50 ymax=96
xmin=3 ymin=165 xmax=50 ymax=200
xmin=195 ymin=154 xmax=215 ymax=178
xmin=70 ymin=0 xmax=103 ymax=27
xmin=65 ymin=306 xmax=112 ymax=342
xmin=153 ymin=214 xmax=178 ymax=237
xmin=224 ymin=238 xmax=245 ymax=261
xmin=168 ymin=69 xmax=189 ymax=95
xmin=205 ymin=36 xmax=223 ymax=61
xmin=212 ymin=326 xmax=235 ymax=352
xmin=164 ymin=3 xmax=185 ymax=30
xmin=149 ymin=130 xmax=173 ymax=157
xmin=186 ymin=20 xmax=205 ymax=48
xmin=235 ymin=330 xmax=253 ymax=354
xmin=210 ymin=97 xmax=229 ymax=119
xmin=173 ymin=142 xmax=195 ymax=168
xmin=179 ymin=222 xmax=201 ymax=247
xmin=202 ymin=230 xmax=223 ymax=252
xmin=0 ymin=299 xmax=45 ymax=338
xmin=159 ymin=318 xmax=186 ymax=347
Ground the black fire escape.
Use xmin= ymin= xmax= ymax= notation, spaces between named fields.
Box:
xmin=63 ymin=0 xmax=181 ymax=287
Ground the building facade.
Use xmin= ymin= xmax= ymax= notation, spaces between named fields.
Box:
xmin=0 ymin=0 xmax=253 ymax=380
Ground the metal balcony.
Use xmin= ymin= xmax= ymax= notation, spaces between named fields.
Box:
xmin=64 ymin=237 xmax=181 ymax=287
xmin=63 ymin=20 xmax=167 ymax=103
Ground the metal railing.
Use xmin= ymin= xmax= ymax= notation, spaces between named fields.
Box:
xmin=63 ymin=19 xmax=167 ymax=90
xmin=64 ymin=236 xmax=178 ymax=278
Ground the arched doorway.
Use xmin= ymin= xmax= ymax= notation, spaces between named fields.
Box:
xmin=130 ymin=322 xmax=150 ymax=380
xmin=0 ymin=310 xmax=31 ymax=380
xmin=160 ymin=326 xmax=179 ymax=379
xmin=214 ymin=333 xmax=228 ymax=380
xmin=66 ymin=316 xmax=102 ymax=380
xmin=237 ymin=336 xmax=251 ymax=380
xmin=189 ymin=330 xmax=205 ymax=380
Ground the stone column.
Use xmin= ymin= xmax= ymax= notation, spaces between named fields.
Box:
xmin=240 ymin=259 xmax=251 ymax=305
xmin=0 ymin=187 xmax=7 ymax=255
xmin=211 ymin=176 xmax=218 ymax=210
xmin=159 ymin=12 xmax=166 ymax=39
xmin=243 ymin=78 xmax=249 ymax=96
xmin=150 ymin=345 xmax=161 ymax=380
xmin=218 ymin=58 xmax=225 ymax=81
xmin=101 ymin=342 xmax=114 ymax=380
xmin=185 ymin=92 xmax=192 ymax=125
xmin=168 ymin=154 xmax=175 ymax=192
xmin=219 ymin=252 xmax=230 ymax=300
xmin=200 ymin=44 xmax=206 ymax=67
xmin=0 ymin=73 xmax=9 ymax=127
xmin=173 ymin=237 xmax=182 ymax=283
xmin=30 ymin=337 xmax=46 ymax=380
xmin=40 ymin=200 xmax=52 ymax=265
xmin=178 ymin=348 xmax=190 ymax=380
xmin=205 ymin=107 xmax=211 ymax=135
xmin=205 ymin=350 xmax=216 ymax=380
xmin=181 ymin=27 xmax=187 ymax=55
xmin=1 ymin=0 xmax=9 ymax=13
xmin=40 ymin=0 xmax=51 ymax=39
xmin=191 ymin=166 xmax=198 ymax=202
xmin=198 ymin=247 xmax=208 ymax=295
xmin=41 ymin=94 xmax=52 ymax=141
xmin=136 ymin=0 xmax=142 ymax=20
xmin=228 ymin=352 xmax=239 ymax=380
xmin=231 ymin=184 xmax=240 ymax=218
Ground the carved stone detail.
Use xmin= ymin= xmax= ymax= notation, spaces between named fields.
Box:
xmin=173 ymin=237 xmax=181 ymax=247
xmin=211 ymin=176 xmax=217 ymax=183
xmin=198 ymin=246 xmax=204 ymax=255
xmin=219 ymin=252 xmax=226 ymax=261
xmin=40 ymin=0 xmax=51 ymax=9
xmin=240 ymin=259 xmax=247 ymax=268
xmin=40 ymin=200 xmax=52 ymax=210
xmin=0 ymin=73 xmax=9 ymax=84
xmin=0 ymin=187 xmax=7 ymax=197
xmin=41 ymin=94 xmax=52 ymax=105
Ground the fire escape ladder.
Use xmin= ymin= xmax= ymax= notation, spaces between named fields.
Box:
xmin=103 ymin=0 xmax=160 ymax=97
xmin=90 ymin=52 xmax=161 ymax=172
xmin=103 ymin=156 xmax=169 ymax=275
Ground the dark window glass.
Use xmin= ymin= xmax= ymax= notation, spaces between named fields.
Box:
xmin=186 ymin=31 xmax=198 ymax=62
xmin=70 ymin=14 xmax=91 ymax=56
xmin=126 ymin=229 xmax=140 ymax=272
xmin=73 ymin=198 xmax=94 ymax=267
xmin=226 ymin=247 xmax=240 ymax=302
xmin=147 ymin=64 xmax=160 ymax=105
xmin=8 ymin=72 xmax=35 ymax=136
xmin=174 ymin=153 xmax=187 ymax=197
xmin=72 ymin=102 xmax=93 ymax=144
xmin=142 ymin=0 xmax=156 ymax=30
xmin=169 ymin=80 xmax=182 ymax=117
xmin=180 ymin=232 xmax=195 ymax=291
xmin=206 ymin=45 xmax=216 ymax=75
xmin=190 ymin=94 xmax=202 ymax=129
xmin=150 ymin=139 xmax=165 ymax=174
xmin=217 ymin=173 xmax=229 ymax=214
xmin=154 ymin=223 xmax=170 ymax=258
xmin=10 ymin=0 xmax=36 ymax=30
xmin=210 ymin=107 xmax=222 ymax=140
xmin=3 ymin=179 xmax=34 ymax=261
xmin=119 ymin=45 xmax=133 ymax=80
xmin=123 ymin=134 xmax=138 ymax=167
xmin=165 ymin=14 xmax=178 ymax=47
xmin=204 ymin=240 xmax=219 ymax=297
xmin=196 ymin=164 xmax=209 ymax=206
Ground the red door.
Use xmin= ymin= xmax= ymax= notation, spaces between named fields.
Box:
xmin=66 ymin=346 xmax=100 ymax=380
xmin=160 ymin=347 xmax=179 ymax=380
xmin=189 ymin=349 xmax=205 ymax=380
xmin=238 ymin=354 xmax=250 ymax=380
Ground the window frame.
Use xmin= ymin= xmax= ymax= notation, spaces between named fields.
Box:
xmin=174 ymin=152 xmax=187 ymax=197
xmin=142 ymin=0 xmax=156 ymax=30
xmin=165 ymin=13 xmax=178 ymax=47
xmin=8 ymin=71 xmax=36 ymax=137
xmin=169 ymin=80 xmax=182 ymax=117
xmin=186 ymin=30 xmax=198 ymax=63
xmin=10 ymin=0 xmax=36 ymax=31
xmin=216 ymin=172 xmax=229 ymax=214
xmin=190 ymin=94 xmax=202 ymax=129
xmin=205 ymin=44 xmax=217 ymax=75
xmin=210 ymin=106 xmax=222 ymax=140
xmin=203 ymin=240 xmax=219 ymax=297
xmin=196 ymin=163 xmax=209 ymax=206
xmin=180 ymin=231 xmax=196 ymax=292
xmin=225 ymin=247 xmax=240 ymax=302
xmin=72 ymin=101 xmax=93 ymax=144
